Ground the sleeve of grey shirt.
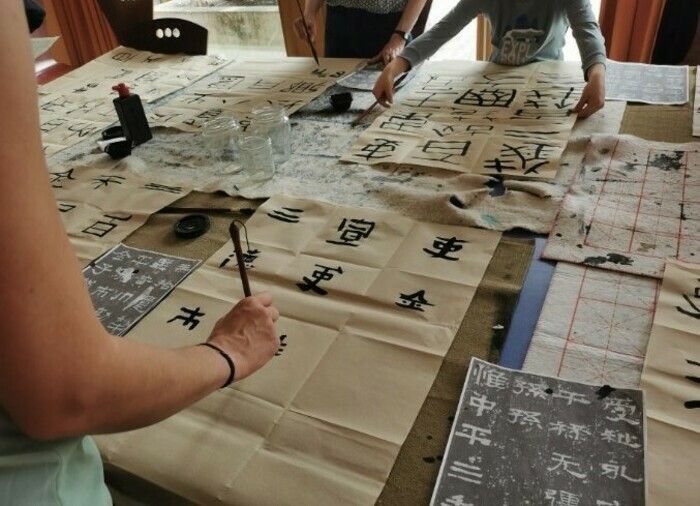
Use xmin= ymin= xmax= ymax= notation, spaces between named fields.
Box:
xmin=566 ymin=0 xmax=607 ymax=77
xmin=400 ymin=0 xmax=484 ymax=68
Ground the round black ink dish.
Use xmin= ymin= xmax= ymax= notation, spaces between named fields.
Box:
xmin=330 ymin=92 xmax=353 ymax=112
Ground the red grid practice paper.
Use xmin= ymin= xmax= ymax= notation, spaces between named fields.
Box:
xmin=523 ymin=263 xmax=660 ymax=388
xmin=543 ymin=135 xmax=700 ymax=278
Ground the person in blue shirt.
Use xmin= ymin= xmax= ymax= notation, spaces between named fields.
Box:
xmin=374 ymin=0 xmax=607 ymax=118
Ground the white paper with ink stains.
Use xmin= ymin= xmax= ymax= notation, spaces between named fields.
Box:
xmin=523 ymin=263 xmax=659 ymax=388
xmin=431 ymin=358 xmax=645 ymax=505
xmin=341 ymin=60 xmax=584 ymax=179
xmin=641 ymin=259 xmax=700 ymax=505
xmin=95 ymin=195 xmax=502 ymax=505
xmin=543 ymin=135 xmax=700 ymax=278
xmin=605 ymin=60 xmax=689 ymax=105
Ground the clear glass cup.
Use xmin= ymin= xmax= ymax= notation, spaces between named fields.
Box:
xmin=201 ymin=116 xmax=240 ymax=163
xmin=250 ymin=103 xmax=291 ymax=165
xmin=236 ymin=135 xmax=275 ymax=186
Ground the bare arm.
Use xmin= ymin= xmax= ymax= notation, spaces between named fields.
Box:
xmin=369 ymin=0 xmax=429 ymax=65
xmin=0 ymin=0 xmax=278 ymax=441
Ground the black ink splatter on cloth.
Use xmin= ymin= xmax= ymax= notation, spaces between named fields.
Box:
xmin=649 ymin=150 xmax=684 ymax=171
xmin=485 ymin=177 xmax=506 ymax=197
xmin=583 ymin=253 xmax=633 ymax=267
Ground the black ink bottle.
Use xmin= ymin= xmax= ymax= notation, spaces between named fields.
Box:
xmin=111 ymin=83 xmax=152 ymax=146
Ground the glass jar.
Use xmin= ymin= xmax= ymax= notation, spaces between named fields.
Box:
xmin=236 ymin=135 xmax=275 ymax=187
xmin=250 ymin=103 xmax=291 ymax=164
xmin=201 ymin=116 xmax=240 ymax=164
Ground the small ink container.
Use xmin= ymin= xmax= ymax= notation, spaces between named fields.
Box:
xmin=202 ymin=116 xmax=240 ymax=166
xmin=236 ymin=135 xmax=275 ymax=187
xmin=250 ymin=103 xmax=291 ymax=165
xmin=112 ymin=83 xmax=152 ymax=146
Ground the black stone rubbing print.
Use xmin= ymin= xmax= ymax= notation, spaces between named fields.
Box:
xmin=167 ymin=306 xmax=205 ymax=331
xmin=296 ymin=264 xmax=343 ymax=296
xmin=424 ymin=236 xmax=467 ymax=261
xmin=82 ymin=214 xmax=133 ymax=238
xmin=267 ymin=207 xmax=304 ymax=223
xmin=395 ymin=289 xmax=434 ymax=311
xmin=326 ymin=219 xmax=375 ymax=247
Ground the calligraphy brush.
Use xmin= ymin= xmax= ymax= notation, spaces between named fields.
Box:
xmin=228 ymin=221 xmax=252 ymax=297
xmin=294 ymin=0 xmax=320 ymax=66
xmin=351 ymin=71 xmax=410 ymax=127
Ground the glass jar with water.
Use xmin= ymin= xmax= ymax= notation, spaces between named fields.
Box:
xmin=250 ymin=103 xmax=291 ymax=164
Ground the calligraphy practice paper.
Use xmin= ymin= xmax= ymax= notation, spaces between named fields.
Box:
xmin=49 ymin=156 xmax=189 ymax=265
xmin=337 ymin=63 xmax=389 ymax=91
xmin=641 ymin=259 xmax=700 ymax=505
xmin=605 ymin=60 xmax=689 ymax=105
xmin=523 ymin=263 xmax=659 ymax=388
xmin=96 ymin=195 xmax=502 ymax=505
xmin=342 ymin=60 xmax=583 ymax=179
xmin=544 ymin=135 xmax=700 ymax=278
xmin=84 ymin=244 xmax=200 ymax=336
xmin=431 ymin=358 xmax=646 ymax=506
xmin=38 ymin=46 xmax=231 ymax=154
xmin=147 ymin=57 xmax=362 ymax=131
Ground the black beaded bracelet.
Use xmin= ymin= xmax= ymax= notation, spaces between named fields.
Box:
xmin=199 ymin=343 xmax=236 ymax=388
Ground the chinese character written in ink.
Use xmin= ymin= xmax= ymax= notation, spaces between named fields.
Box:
xmin=281 ymin=80 xmax=322 ymax=94
xmin=326 ymin=218 xmax=375 ymax=247
xmin=395 ymin=289 xmax=434 ymax=312
xmin=167 ymin=306 xmax=205 ymax=330
xmin=683 ymin=358 xmax=700 ymax=409
xmin=92 ymin=175 xmax=126 ymax=189
xmin=676 ymin=281 xmax=700 ymax=319
xmin=456 ymin=88 xmax=517 ymax=108
xmin=297 ymin=264 xmax=343 ymax=296
xmin=424 ymin=236 xmax=467 ymax=261
xmin=357 ymin=138 xmax=400 ymax=161
xmin=249 ymin=77 xmax=283 ymax=91
xmin=416 ymin=140 xmax=471 ymax=165
xmin=82 ymin=213 xmax=133 ymax=238
xmin=484 ymin=142 xmax=557 ymax=175
xmin=220 ymin=249 xmax=261 ymax=269
xmin=447 ymin=456 xmax=483 ymax=485
xmin=275 ymin=334 xmax=288 ymax=356
xmin=142 ymin=183 xmax=183 ymax=194
xmin=547 ymin=453 xmax=587 ymax=479
xmin=57 ymin=202 xmax=76 ymax=213
xmin=50 ymin=168 xmax=76 ymax=188
xmin=380 ymin=111 xmax=431 ymax=132
xmin=268 ymin=207 xmax=304 ymax=223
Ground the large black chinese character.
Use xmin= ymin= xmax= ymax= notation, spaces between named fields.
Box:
xmin=424 ymin=236 xmax=467 ymax=261
xmin=326 ymin=219 xmax=375 ymax=247
xmin=82 ymin=213 xmax=132 ymax=238
xmin=484 ymin=142 xmax=557 ymax=175
xmin=268 ymin=207 xmax=304 ymax=223
xmin=50 ymin=168 xmax=76 ymax=188
xmin=396 ymin=289 xmax=434 ymax=311
xmin=280 ymin=81 xmax=323 ymax=93
xmin=684 ymin=359 xmax=700 ymax=409
xmin=208 ymin=75 xmax=244 ymax=90
xmin=456 ymin=88 xmax=517 ymax=108
xmin=275 ymin=334 xmax=288 ymax=356
xmin=380 ymin=112 xmax=431 ymax=132
xmin=167 ymin=306 xmax=205 ymax=330
xmin=142 ymin=183 xmax=183 ymax=194
xmin=249 ymin=78 xmax=283 ymax=90
xmin=676 ymin=282 xmax=700 ymax=319
xmin=92 ymin=175 xmax=126 ymax=189
xmin=57 ymin=202 xmax=76 ymax=213
xmin=297 ymin=264 xmax=343 ymax=296
xmin=357 ymin=138 xmax=400 ymax=161
xmin=219 ymin=249 xmax=260 ymax=269
xmin=416 ymin=140 xmax=471 ymax=165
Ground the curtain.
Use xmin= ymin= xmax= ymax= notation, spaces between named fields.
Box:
xmin=651 ymin=0 xmax=700 ymax=64
xmin=599 ymin=0 xmax=666 ymax=63
xmin=44 ymin=0 xmax=118 ymax=66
